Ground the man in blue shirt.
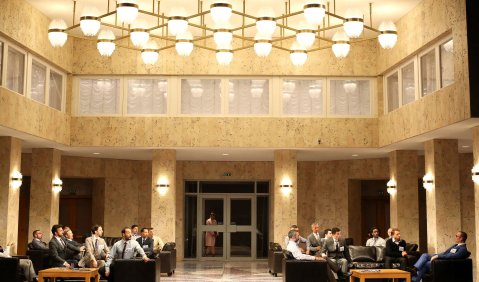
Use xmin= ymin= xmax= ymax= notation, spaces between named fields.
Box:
xmin=407 ymin=231 xmax=469 ymax=282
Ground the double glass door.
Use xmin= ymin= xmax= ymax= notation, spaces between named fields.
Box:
xmin=198 ymin=195 xmax=255 ymax=260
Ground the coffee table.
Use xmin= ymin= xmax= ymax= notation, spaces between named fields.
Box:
xmin=349 ymin=269 xmax=411 ymax=282
xmin=38 ymin=267 xmax=100 ymax=282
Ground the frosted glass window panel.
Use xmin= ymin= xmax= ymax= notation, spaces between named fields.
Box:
xmin=387 ymin=73 xmax=399 ymax=112
xmin=79 ymin=79 xmax=120 ymax=114
xmin=228 ymin=79 xmax=269 ymax=115
xmin=282 ymin=80 xmax=323 ymax=116
xmin=30 ymin=61 xmax=47 ymax=104
xmin=7 ymin=48 xmax=25 ymax=94
xmin=49 ymin=71 xmax=63 ymax=110
xmin=440 ymin=39 xmax=454 ymax=87
xmin=181 ymin=79 xmax=221 ymax=114
xmin=420 ymin=49 xmax=436 ymax=96
xmin=401 ymin=63 xmax=415 ymax=105
xmin=330 ymin=80 xmax=371 ymax=116
xmin=127 ymin=79 xmax=167 ymax=114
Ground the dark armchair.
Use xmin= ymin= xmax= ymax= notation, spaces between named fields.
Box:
xmin=282 ymin=251 xmax=329 ymax=282
xmin=268 ymin=242 xmax=283 ymax=277
xmin=421 ymin=258 xmax=473 ymax=282
xmin=26 ymin=243 xmax=50 ymax=274
xmin=158 ymin=242 xmax=176 ymax=276
xmin=112 ymin=259 xmax=161 ymax=282
xmin=0 ymin=257 xmax=23 ymax=282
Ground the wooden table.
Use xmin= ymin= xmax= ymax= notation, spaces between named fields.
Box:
xmin=349 ymin=269 xmax=411 ymax=282
xmin=38 ymin=268 xmax=100 ymax=282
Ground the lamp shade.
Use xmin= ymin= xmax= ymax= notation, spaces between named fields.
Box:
xmin=386 ymin=179 xmax=397 ymax=195
xmin=168 ymin=16 xmax=188 ymax=36
xmin=97 ymin=30 xmax=116 ymax=57
xmin=378 ymin=21 xmax=398 ymax=49
xmin=80 ymin=7 xmax=101 ymax=36
xmin=214 ymin=30 xmax=233 ymax=48
xmin=254 ymin=34 xmax=272 ymax=57
xmin=216 ymin=49 xmax=233 ymax=65
xmin=332 ymin=30 xmax=350 ymax=59
xmin=141 ymin=41 xmax=159 ymax=65
xmin=176 ymin=31 xmax=194 ymax=57
xmin=290 ymin=42 xmax=307 ymax=66
xmin=52 ymin=178 xmax=63 ymax=193
xmin=423 ymin=173 xmax=434 ymax=190
xmin=303 ymin=1 xmax=326 ymax=26
xmin=343 ymin=9 xmax=364 ymax=38
xmin=130 ymin=19 xmax=150 ymax=47
xmin=296 ymin=29 xmax=316 ymax=49
xmin=210 ymin=2 xmax=232 ymax=25
xmin=116 ymin=0 xmax=139 ymax=24
xmin=48 ymin=19 xmax=68 ymax=47
xmin=256 ymin=17 xmax=277 ymax=37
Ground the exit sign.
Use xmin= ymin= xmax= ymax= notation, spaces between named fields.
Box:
xmin=223 ymin=172 xmax=232 ymax=177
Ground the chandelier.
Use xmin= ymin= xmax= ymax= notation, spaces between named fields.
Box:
xmin=48 ymin=0 xmax=398 ymax=66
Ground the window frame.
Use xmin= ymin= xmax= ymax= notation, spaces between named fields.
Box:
xmin=48 ymin=65 xmax=67 ymax=112
xmin=5 ymin=43 xmax=28 ymax=96
xmin=438 ymin=36 xmax=454 ymax=88
xmin=383 ymin=58 xmax=418 ymax=113
xmin=26 ymin=56 xmax=48 ymax=105
xmin=74 ymin=76 xmax=123 ymax=116
xmin=418 ymin=44 xmax=440 ymax=98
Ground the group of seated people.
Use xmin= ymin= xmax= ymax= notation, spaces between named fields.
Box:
xmin=24 ymin=224 xmax=165 ymax=281
xmin=284 ymin=223 xmax=470 ymax=282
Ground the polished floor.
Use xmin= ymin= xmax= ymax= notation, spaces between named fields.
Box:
xmin=161 ymin=261 xmax=282 ymax=281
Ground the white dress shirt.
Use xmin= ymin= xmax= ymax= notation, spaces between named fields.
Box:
xmin=287 ymin=240 xmax=316 ymax=261
xmin=366 ymin=236 xmax=386 ymax=247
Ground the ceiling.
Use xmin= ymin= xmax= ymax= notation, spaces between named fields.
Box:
xmin=1 ymin=118 xmax=477 ymax=161
xmin=26 ymin=0 xmax=422 ymax=37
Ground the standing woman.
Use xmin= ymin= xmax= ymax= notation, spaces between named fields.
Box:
xmin=205 ymin=212 xmax=217 ymax=256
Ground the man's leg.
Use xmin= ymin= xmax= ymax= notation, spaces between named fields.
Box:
xmin=414 ymin=253 xmax=432 ymax=270
xmin=398 ymin=257 xmax=407 ymax=270
xmin=19 ymin=259 xmax=37 ymax=282
xmin=325 ymin=257 xmax=340 ymax=273
xmin=414 ymin=261 xmax=432 ymax=282
xmin=337 ymin=258 xmax=348 ymax=274
xmin=384 ymin=256 xmax=394 ymax=269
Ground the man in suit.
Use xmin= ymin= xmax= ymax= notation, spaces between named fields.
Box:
xmin=408 ymin=231 xmax=470 ymax=282
xmin=131 ymin=225 xmax=140 ymax=241
xmin=148 ymin=227 xmax=164 ymax=254
xmin=307 ymin=222 xmax=323 ymax=256
xmin=137 ymin=227 xmax=154 ymax=258
xmin=63 ymin=227 xmax=85 ymax=261
xmin=80 ymin=225 xmax=110 ymax=268
xmin=48 ymin=224 xmax=83 ymax=268
xmin=384 ymin=228 xmax=408 ymax=270
xmin=321 ymin=227 xmax=351 ymax=280
xmin=30 ymin=230 xmax=49 ymax=250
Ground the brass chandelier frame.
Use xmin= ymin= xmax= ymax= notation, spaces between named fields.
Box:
xmin=61 ymin=0 xmax=384 ymax=55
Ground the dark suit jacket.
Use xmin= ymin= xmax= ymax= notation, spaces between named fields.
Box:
xmin=306 ymin=233 xmax=322 ymax=255
xmin=438 ymin=244 xmax=469 ymax=259
xmin=321 ymin=238 xmax=351 ymax=261
xmin=136 ymin=237 xmax=154 ymax=256
xmin=31 ymin=239 xmax=49 ymax=250
xmin=64 ymin=238 xmax=83 ymax=259
xmin=385 ymin=238 xmax=407 ymax=258
xmin=49 ymin=237 xmax=79 ymax=267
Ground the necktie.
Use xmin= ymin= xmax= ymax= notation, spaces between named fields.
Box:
xmin=94 ymin=239 xmax=98 ymax=255
xmin=335 ymin=241 xmax=339 ymax=251
xmin=60 ymin=239 xmax=66 ymax=249
xmin=121 ymin=241 xmax=127 ymax=259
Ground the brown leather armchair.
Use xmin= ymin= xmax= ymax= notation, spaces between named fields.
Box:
xmin=282 ymin=251 xmax=330 ymax=282
xmin=268 ymin=242 xmax=283 ymax=277
xmin=157 ymin=242 xmax=176 ymax=276
xmin=112 ymin=259 xmax=161 ymax=282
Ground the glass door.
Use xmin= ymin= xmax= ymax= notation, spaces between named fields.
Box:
xmin=199 ymin=197 xmax=225 ymax=259
xmin=228 ymin=196 xmax=255 ymax=259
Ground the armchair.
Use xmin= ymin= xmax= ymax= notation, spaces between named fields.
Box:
xmin=268 ymin=242 xmax=283 ymax=277
xmin=158 ymin=242 xmax=176 ymax=276
xmin=282 ymin=251 xmax=329 ymax=282
xmin=112 ymin=259 xmax=161 ymax=282
xmin=421 ymin=258 xmax=472 ymax=282
xmin=0 ymin=257 xmax=23 ymax=282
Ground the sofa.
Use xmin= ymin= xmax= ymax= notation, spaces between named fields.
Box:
xmin=26 ymin=246 xmax=50 ymax=273
xmin=421 ymin=258 xmax=472 ymax=282
xmin=157 ymin=242 xmax=176 ymax=276
xmin=104 ymin=237 xmax=122 ymax=247
xmin=348 ymin=244 xmax=419 ymax=269
xmin=282 ymin=251 xmax=329 ymax=282
xmin=0 ymin=257 xmax=23 ymax=282
xmin=112 ymin=258 xmax=161 ymax=282
xmin=268 ymin=242 xmax=283 ymax=277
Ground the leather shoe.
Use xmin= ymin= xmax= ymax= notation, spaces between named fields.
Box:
xmin=406 ymin=266 xmax=418 ymax=276
xmin=343 ymin=272 xmax=352 ymax=277
xmin=32 ymin=278 xmax=38 ymax=282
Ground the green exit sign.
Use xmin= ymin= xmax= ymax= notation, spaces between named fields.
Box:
xmin=223 ymin=172 xmax=232 ymax=177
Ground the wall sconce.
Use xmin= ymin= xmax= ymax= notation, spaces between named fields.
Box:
xmin=422 ymin=173 xmax=434 ymax=190
xmin=386 ymin=179 xmax=397 ymax=195
xmin=52 ymin=178 xmax=63 ymax=193
xmin=11 ymin=171 xmax=23 ymax=189
xmin=156 ymin=183 xmax=170 ymax=196
xmin=280 ymin=184 xmax=293 ymax=195
xmin=472 ymin=165 xmax=479 ymax=184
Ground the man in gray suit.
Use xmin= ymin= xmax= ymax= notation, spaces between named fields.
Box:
xmin=30 ymin=230 xmax=49 ymax=250
xmin=307 ymin=222 xmax=323 ymax=256
xmin=80 ymin=225 xmax=110 ymax=268
xmin=321 ymin=227 xmax=351 ymax=280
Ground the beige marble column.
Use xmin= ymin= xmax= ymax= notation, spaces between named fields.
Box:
xmin=273 ymin=150 xmax=297 ymax=245
xmin=151 ymin=149 xmax=176 ymax=242
xmin=473 ymin=126 xmax=479 ymax=267
xmin=0 ymin=137 xmax=22 ymax=253
xmin=28 ymin=148 xmax=62 ymax=240
xmin=424 ymin=139 xmax=461 ymax=253
xmin=389 ymin=150 xmax=419 ymax=245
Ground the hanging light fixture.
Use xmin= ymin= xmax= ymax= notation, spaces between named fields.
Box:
xmin=332 ymin=30 xmax=350 ymax=59
xmin=176 ymin=31 xmax=194 ymax=57
xmin=290 ymin=42 xmax=307 ymax=66
xmin=130 ymin=19 xmax=150 ymax=48
xmin=48 ymin=19 xmax=68 ymax=47
xmin=216 ymin=49 xmax=233 ymax=65
xmin=210 ymin=2 xmax=233 ymax=25
xmin=254 ymin=34 xmax=272 ymax=57
xmin=168 ymin=16 xmax=188 ymax=36
xmin=116 ymin=0 xmax=139 ymax=24
xmin=97 ymin=30 xmax=116 ymax=57
xmin=214 ymin=29 xmax=233 ymax=48
xmin=296 ymin=29 xmax=316 ymax=49
xmin=80 ymin=8 xmax=101 ymax=36
xmin=378 ymin=21 xmax=398 ymax=49
xmin=141 ymin=41 xmax=159 ymax=65
xmin=343 ymin=9 xmax=364 ymax=38
xmin=303 ymin=1 xmax=326 ymax=26
xmin=256 ymin=17 xmax=277 ymax=37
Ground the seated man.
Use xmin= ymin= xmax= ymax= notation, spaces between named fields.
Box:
xmin=30 ymin=230 xmax=49 ymax=250
xmin=384 ymin=228 xmax=408 ymax=270
xmin=307 ymin=222 xmax=323 ymax=256
xmin=48 ymin=224 xmax=81 ymax=268
xmin=321 ymin=227 xmax=351 ymax=280
xmin=148 ymin=227 xmax=164 ymax=255
xmin=366 ymin=227 xmax=386 ymax=247
xmin=284 ymin=225 xmax=307 ymax=252
xmin=137 ymin=227 xmax=154 ymax=258
xmin=131 ymin=225 xmax=141 ymax=241
xmin=287 ymin=229 xmax=336 ymax=282
xmin=0 ymin=243 xmax=38 ymax=282
xmin=80 ymin=225 xmax=110 ymax=268
xmin=63 ymin=227 xmax=85 ymax=261
xmin=408 ymin=231 xmax=470 ymax=282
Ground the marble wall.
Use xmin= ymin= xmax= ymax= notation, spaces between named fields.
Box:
xmin=459 ymin=153 xmax=476 ymax=272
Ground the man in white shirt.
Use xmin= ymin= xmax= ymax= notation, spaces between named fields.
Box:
xmin=284 ymin=225 xmax=307 ymax=252
xmin=366 ymin=227 xmax=386 ymax=247
xmin=148 ymin=227 xmax=165 ymax=254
